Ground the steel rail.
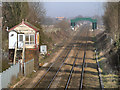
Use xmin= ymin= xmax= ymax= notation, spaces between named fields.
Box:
xmin=79 ymin=27 xmax=88 ymax=90
xmin=64 ymin=52 xmax=78 ymax=90
xmin=79 ymin=51 xmax=86 ymax=90
xmin=95 ymin=49 xmax=104 ymax=90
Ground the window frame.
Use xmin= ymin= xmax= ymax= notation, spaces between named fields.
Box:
xmin=19 ymin=35 xmax=23 ymax=42
xmin=25 ymin=35 xmax=29 ymax=44
xmin=25 ymin=34 xmax=35 ymax=45
xmin=30 ymin=35 xmax=35 ymax=44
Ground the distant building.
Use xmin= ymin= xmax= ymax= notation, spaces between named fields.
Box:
xmin=56 ymin=17 xmax=65 ymax=21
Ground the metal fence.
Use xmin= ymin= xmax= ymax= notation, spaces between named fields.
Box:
xmin=24 ymin=59 xmax=34 ymax=76
xmin=0 ymin=58 xmax=34 ymax=89
xmin=0 ymin=62 xmax=19 ymax=89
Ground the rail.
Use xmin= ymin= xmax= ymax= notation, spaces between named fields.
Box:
xmin=95 ymin=49 xmax=104 ymax=90
xmin=79 ymin=28 xmax=88 ymax=90
xmin=79 ymin=51 xmax=86 ymax=90
xmin=65 ymin=52 xmax=78 ymax=90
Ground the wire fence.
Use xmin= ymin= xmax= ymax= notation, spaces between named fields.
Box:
xmin=24 ymin=59 xmax=34 ymax=76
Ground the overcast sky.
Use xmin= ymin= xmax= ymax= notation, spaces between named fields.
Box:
xmin=43 ymin=2 xmax=105 ymax=18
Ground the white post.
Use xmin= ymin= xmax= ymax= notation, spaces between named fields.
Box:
xmin=13 ymin=42 xmax=17 ymax=64
xmin=22 ymin=41 xmax=25 ymax=75
xmin=6 ymin=27 xmax=9 ymax=31
xmin=0 ymin=73 xmax=2 ymax=90
xmin=20 ymin=60 xmax=23 ymax=74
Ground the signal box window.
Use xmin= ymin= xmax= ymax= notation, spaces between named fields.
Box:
xmin=25 ymin=35 xmax=29 ymax=44
xmin=25 ymin=34 xmax=35 ymax=45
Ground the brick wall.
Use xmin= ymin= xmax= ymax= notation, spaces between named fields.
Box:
xmin=25 ymin=49 xmax=39 ymax=70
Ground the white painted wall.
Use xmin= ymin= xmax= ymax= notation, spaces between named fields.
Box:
xmin=9 ymin=31 xmax=17 ymax=49
xmin=9 ymin=23 xmax=39 ymax=49
xmin=36 ymin=32 xmax=39 ymax=47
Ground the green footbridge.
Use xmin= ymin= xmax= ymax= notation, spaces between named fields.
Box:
xmin=71 ymin=18 xmax=97 ymax=29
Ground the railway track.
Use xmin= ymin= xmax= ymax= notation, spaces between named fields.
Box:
xmin=33 ymin=25 xmax=103 ymax=89
xmin=65 ymin=46 xmax=84 ymax=90
xmin=48 ymin=37 xmax=86 ymax=89
xmin=34 ymin=44 xmax=73 ymax=88
xmin=33 ymin=26 xmax=84 ymax=88
xmin=65 ymin=27 xmax=88 ymax=90
xmin=80 ymin=26 xmax=103 ymax=89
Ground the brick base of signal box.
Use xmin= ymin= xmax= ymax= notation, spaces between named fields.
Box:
xmin=25 ymin=49 xmax=39 ymax=70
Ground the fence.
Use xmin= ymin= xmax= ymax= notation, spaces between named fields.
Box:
xmin=0 ymin=59 xmax=34 ymax=89
xmin=24 ymin=59 xmax=34 ymax=76
xmin=0 ymin=62 xmax=19 ymax=89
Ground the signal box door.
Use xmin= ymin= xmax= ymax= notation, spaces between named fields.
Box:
xmin=18 ymin=34 xmax=25 ymax=48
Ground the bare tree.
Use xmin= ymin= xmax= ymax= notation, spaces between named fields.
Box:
xmin=27 ymin=2 xmax=46 ymax=24
xmin=103 ymin=2 xmax=119 ymax=41
xmin=54 ymin=20 xmax=70 ymax=31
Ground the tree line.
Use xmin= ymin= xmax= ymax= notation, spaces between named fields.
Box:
xmin=103 ymin=2 xmax=119 ymax=49
xmin=103 ymin=2 xmax=120 ymax=70
xmin=2 ymin=2 xmax=45 ymax=30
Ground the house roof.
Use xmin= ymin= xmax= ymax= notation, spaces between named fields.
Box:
xmin=9 ymin=30 xmax=18 ymax=33
xmin=8 ymin=20 xmax=40 ymax=32
xmin=9 ymin=30 xmax=24 ymax=34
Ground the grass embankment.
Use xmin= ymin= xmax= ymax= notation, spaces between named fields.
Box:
xmin=94 ymin=48 xmax=119 ymax=88
xmin=98 ymin=52 xmax=118 ymax=88
xmin=93 ymin=30 xmax=119 ymax=88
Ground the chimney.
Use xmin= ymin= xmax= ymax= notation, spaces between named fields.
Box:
xmin=22 ymin=19 xmax=24 ymax=24
xmin=6 ymin=27 xmax=9 ymax=31
xmin=25 ymin=19 xmax=27 ymax=22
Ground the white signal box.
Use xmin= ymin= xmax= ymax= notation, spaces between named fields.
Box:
xmin=40 ymin=45 xmax=47 ymax=54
